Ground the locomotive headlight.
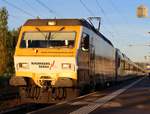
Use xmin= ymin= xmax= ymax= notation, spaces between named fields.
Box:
xmin=17 ymin=63 xmax=29 ymax=69
xmin=62 ymin=63 xmax=72 ymax=69
xmin=48 ymin=21 xmax=56 ymax=26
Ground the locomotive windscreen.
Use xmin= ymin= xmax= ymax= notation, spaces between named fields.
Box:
xmin=20 ymin=31 xmax=76 ymax=48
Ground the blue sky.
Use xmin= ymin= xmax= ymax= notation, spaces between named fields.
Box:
xmin=0 ymin=0 xmax=150 ymax=62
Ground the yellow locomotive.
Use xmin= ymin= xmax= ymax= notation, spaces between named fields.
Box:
xmin=10 ymin=19 xmax=145 ymax=103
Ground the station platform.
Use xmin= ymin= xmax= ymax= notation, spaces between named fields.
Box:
xmin=28 ymin=76 xmax=150 ymax=114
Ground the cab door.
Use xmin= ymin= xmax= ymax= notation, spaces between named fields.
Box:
xmin=79 ymin=33 xmax=95 ymax=87
xmin=89 ymin=38 xmax=95 ymax=80
xmin=77 ymin=33 xmax=90 ymax=85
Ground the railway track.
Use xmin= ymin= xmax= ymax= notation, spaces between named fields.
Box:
xmin=0 ymin=91 xmax=19 ymax=101
xmin=0 ymin=87 xmax=19 ymax=101
xmin=0 ymin=87 xmax=52 ymax=114
xmin=0 ymin=103 xmax=51 ymax=114
xmin=0 ymin=77 xmax=141 ymax=114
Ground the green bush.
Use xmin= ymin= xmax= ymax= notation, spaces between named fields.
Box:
xmin=0 ymin=74 xmax=11 ymax=88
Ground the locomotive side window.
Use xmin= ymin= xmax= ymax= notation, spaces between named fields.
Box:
xmin=81 ymin=33 xmax=89 ymax=51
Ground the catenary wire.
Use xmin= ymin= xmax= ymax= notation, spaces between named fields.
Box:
xmin=79 ymin=0 xmax=95 ymax=16
xmin=36 ymin=0 xmax=61 ymax=17
xmin=2 ymin=0 xmax=35 ymax=18
xmin=95 ymin=0 xmax=119 ymax=38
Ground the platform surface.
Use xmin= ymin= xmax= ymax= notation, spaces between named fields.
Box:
xmin=28 ymin=76 xmax=150 ymax=114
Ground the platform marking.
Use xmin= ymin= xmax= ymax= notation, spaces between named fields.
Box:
xmin=70 ymin=77 xmax=144 ymax=114
xmin=57 ymin=92 xmax=97 ymax=105
xmin=69 ymin=101 xmax=89 ymax=105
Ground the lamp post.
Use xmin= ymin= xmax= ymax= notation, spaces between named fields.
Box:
xmin=137 ymin=5 xmax=148 ymax=18
xmin=137 ymin=5 xmax=150 ymax=73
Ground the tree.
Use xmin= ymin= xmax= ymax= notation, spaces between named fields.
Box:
xmin=0 ymin=7 xmax=8 ymax=75
xmin=7 ymin=28 xmax=19 ymax=73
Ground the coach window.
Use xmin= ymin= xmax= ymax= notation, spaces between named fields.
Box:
xmin=81 ymin=33 xmax=89 ymax=51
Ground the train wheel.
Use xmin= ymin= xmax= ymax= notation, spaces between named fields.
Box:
xmin=18 ymin=86 xmax=29 ymax=103
xmin=32 ymin=86 xmax=40 ymax=100
xmin=19 ymin=87 xmax=26 ymax=98
xmin=49 ymin=87 xmax=78 ymax=102
xmin=62 ymin=88 xmax=67 ymax=99
xmin=26 ymin=86 xmax=32 ymax=97
xmin=35 ymin=86 xmax=41 ymax=99
xmin=51 ymin=88 xmax=59 ymax=100
xmin=31 ymin=86 xmax=36 ymax=98
xmin=58 ymin=88 xmax=63 ymax=100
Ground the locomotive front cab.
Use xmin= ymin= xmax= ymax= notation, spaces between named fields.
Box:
xmin=13 ymin=19 xmax=81 ymax=89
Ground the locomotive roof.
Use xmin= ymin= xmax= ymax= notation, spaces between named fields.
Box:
xmin=24 ymin=19 xmax=113 ymax=47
